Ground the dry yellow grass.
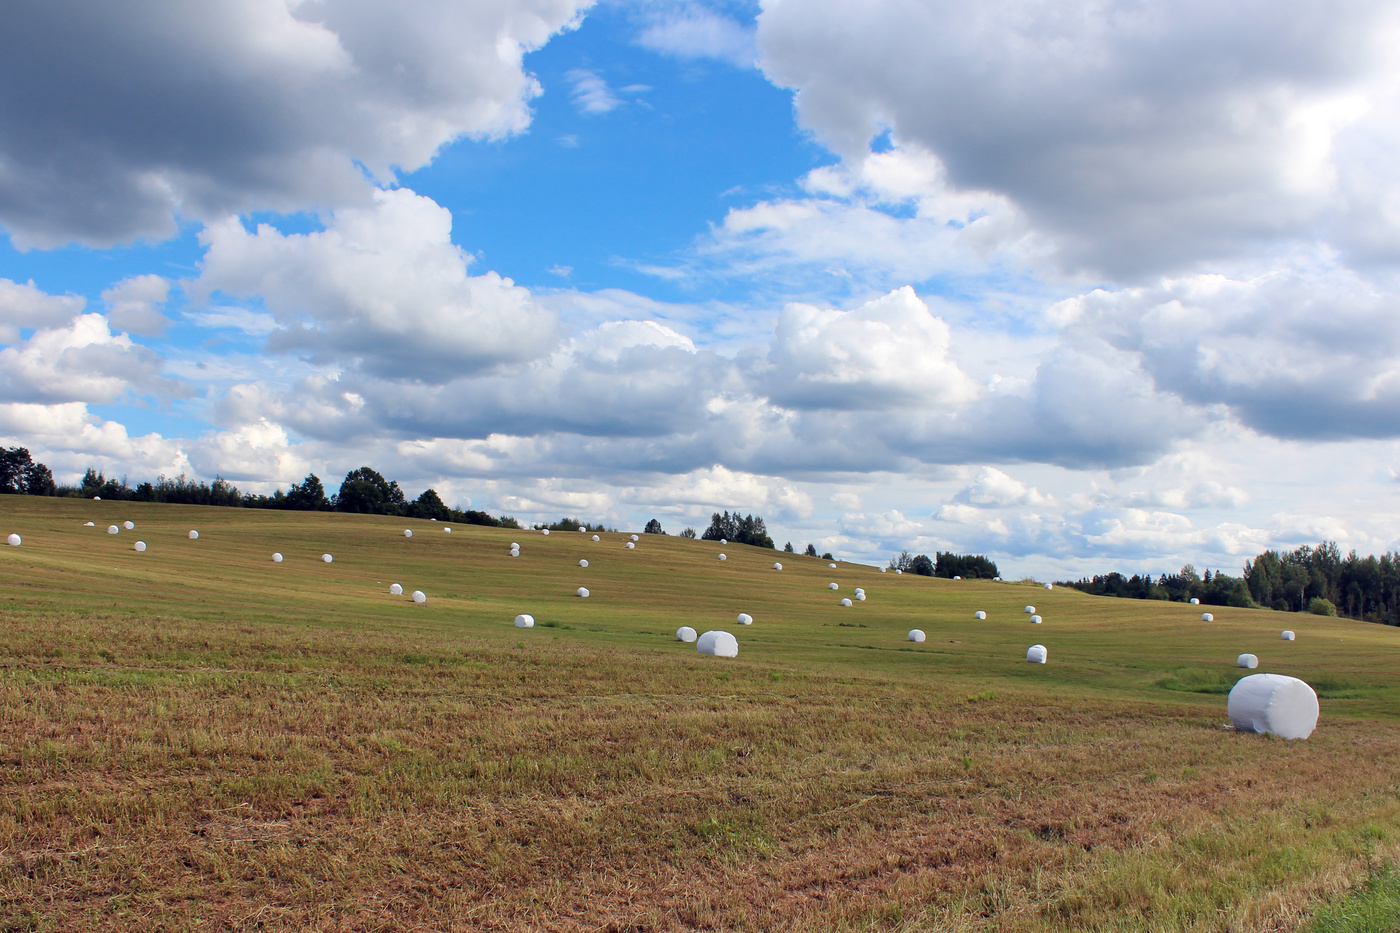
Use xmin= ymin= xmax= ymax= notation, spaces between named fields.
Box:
xmin=0 ymin=498 xmax=1397 ymax=931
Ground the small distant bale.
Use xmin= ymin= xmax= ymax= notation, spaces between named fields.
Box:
xmin=1227 ymin=673 xmax=1318 ymax=739
xmin=625 ymin=542 xmax=635 ymax=549
xmin=579 ymin=559 xmax=588 ymax=568
xmin=908 ymin=629 xmax=925 ymax=643
xmin=577 ymin=587 xmax=590 ymax=598
xmin=895 ymin=569 xmax=902 ymax=575
xmin=5 ymin=534 xmax=19 ymax=547
xmin=993 ymin=576 xmax=1002 ymax=582
xmin=1027 ymin=644 xmax=1047 ymax=664
xmin=953 ymin=575 xmax=961 ymax=580
xmin=272 ymin=553 xmax=283 ymax=562
xmin=188 ymin=530 xmax=199 ymax=539
xmin=93 ymin=496 xmax=100 ymax=501
xmin=840 ymin=597 xmax=852 ymax=607
xmin=1202 ymin=612 xmax=1214 ymax=622
xmin=676 ymin=626 xmax=697 ymax=642
xmin=773 ymin=562 xmax=783 ymax=570
xmin=444 ymin=527 xmax=452 ymax=533
xmin=1281 ymin=630 xmax=1295 ymax=641
xmin=84 ymin=522 xmax=94 ymax=526
xmin=720 ymin=539 xmax=727 ymax=545
xmin=1189 ymin=598 xmax=1200 ymax=605
xmin=974 ymin=610 xmax=986 ymax=620
xmin=107 ymin=525 xmax=119 ymax=535
xmin=322 ymin=553 xmax=333 ymax=563
xmin=515 ymin=614 xmax=535 ymax=628
xmin=1237 ymin=653 xmax=1259 ymax=669
xmin=736 ymin=613 xmax=753 ymax=625
xmin=404 ymin=529 xmax=413 ymax=538
xmin=390 ymin=584 xmax=403 ymax=595
xmin=591 ymin=534 xmax=600 ymax=542
xmin=509 ymin=549 xmax=519 ymax=558
xmin=718 ymin=553 xmax=727 ymax=561
xmin=630 ymin=534 xmax=639 ymax=542
xmin=541 ymin=529 xmax=549 ymax=535
xmin=134 ymin=541 xmax=147 ymax=552
xmin=1044 ymin=583 xmax=1053 ymax=590
xmin=881 ymin=568 xmax=887 ymax=573
xmin=511 ymin=542 xmax=520 ymax=549
xmin=855 ymin=592 xmax=866 ymax=601
xmin=828 ymin=582 xmax=839 ymax=590
xmin=696 ymin=630 xmax=738 ymax=657
xmin=412 ymin=590 xmax=426 ymax=604
xmin=829 ymin=562 xmax=836 ymax=569
xmin=1031 ymin=615 xmax=1042 ymax=624
xmin=123 ymin=521 xmax=134 ymax=530
xmin=1024 ymin=605 xmax=1036 ymax=614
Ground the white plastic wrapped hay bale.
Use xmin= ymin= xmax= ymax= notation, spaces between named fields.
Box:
xmin=515 ymin=614 xmax=535 ymax=628
xmin=895 ymin=569 xmax=902 ymax=575
xmin=511 ymin=542 xmax=520 ymax=550
xmin=773 ymin=562 xmax=782 ymax=570
xmin=93 ymin=496 xmax=100 ymax=501
xmin=591 ymin=534 xmax=600 ymax=542
xmin=630 ymin=534 xmax=639 ymax=542
xmin=840 ymin=597 xmax=852 ymax=607
xmin=854 ymin=587 xmax=864 ymax=595
xmin=84 ymin=521 xmax=94 ymax=526
xmin=676 ymin=626 xmax=697 ymax=642
xmin=1031 ymin=615 xmax=1042 ymax=624
xmin=974 ymin=610 xmax=986 ymax=620
xmin=1024 ymin=605 xmax=1036 ymax=614
xmin=1044 ymin=583 xmax=1053 ymax=590
xmin=1282 ymin=630 xmax=1296 ymax=641
xmin=188 ymin=530 xmax=199 ymax=539
xmin=107 ymin=525 xmax=119 ymax=535
xmin=855 ymin=592 xmax=865 ymax=601
xmin=322 ymin=553 xmax=333 ymax=563
xmin=908 ymin=629 xmax=925 ymax=643
xmin=412 ymin=590 xmax=426 ymax=604
xmin=1202 ymin=612 xmax=1214 ymax=622
xmin=718 ymin=553 xmax=726 ymax=561
xmin=1227 ymin=673 xmax=1319 ymax=739
xmin=881 ymin=567 xmax=887 ymax=573
xmin=390 ymin=584 xmax=403 ymax=595
xmin=272 ymin=552 xmax=283 ymax=562
xmin=444 ymin=527 xmax=452 ymax=533
xmin=625 ymin=542 xmax=635 ymax=549
xmin=123 ymin=521 xmax=134 ymax=530
xmin=696 ymin=630 xmax=738 ymax=657
xmin=134 ymin=541 xmax=147 ymax=552
xmin=6 ymin=534 xmax=19 ymax=547
xmin=736 ymin=613 xmax=753 ymax=625
xmin=953 ymin=575 xmax=961 ymax=580
xmin=577 ymin=587 xmax=590 ymax=598
xmin=829 ymin=562 xmax=836 ymax=569
xmin=828 ymin=582 xmax=839 ymax=590
xmin=509 ymin=548 xmax=519 ymax=558
xmin=579 ymin=559 xmax=588 ymax=568
xmin=1189 ymin=597 xmax=1200 ymax=605
xmin=541 ymin=528 xmax=549 ymax=535
xmin=404 ymin=529 xmax=413 ymax=538
xmin=1027 ymin=644 xmax=1047 ymax=663
xmin=720 ymin=538 xmax=727 ymax=545
xmin=1237 ymin=653 xmax=1259 ymax=669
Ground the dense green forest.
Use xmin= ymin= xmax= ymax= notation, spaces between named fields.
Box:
xmin=1062 ymin=542 xmax=1400 ymax=626
xmin=889 ymin=550 xmax=1000 ymax=579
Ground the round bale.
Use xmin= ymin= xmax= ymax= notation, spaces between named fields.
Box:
xmin=134 ymin=541 xmax=147 ymax=553
xmin=1031 ymin=615 xmax=1042 ymax=624
xmin=676 ymin=626 xmax=697 ymax=642
xmin=577 ymin=587 xmax=590 ymax=598
xmin=188 ymin=530 xmax=199 ymax=539
xmin=579 ymin=559 xmax=588 ymax=568
xmin=1282 ymin=630 xmax=1296 ymax=641
xmin=630 ymin=534 xmax=639 ymax=542
xmin=1202 ymin=612 xmax=1214 ymax=622
xmin=736 ymin=613 xmax=753 ymax=625
xmin=828 ymin=582 xmax=839 ymax=590
xmin=974 ymin=610 xmax=986 ymax=620
xmin=696 ymin=631 xmax=738 ymax=657
xmin=6 ymin=533 xmax=19 ymax=547
xmin=322 ymin=553 xmax=333 ymax=563
xmin=404 ymin=529 xmax=413 ymax=538
xmin=908 ymin=629 xmax=925 ymax=643
xmin=390 ymin=584 xmax=403 ymax=595
xmin=718 ymin=553 xmax=727 ymax=561
xmin=515 ymin=614 xmax=535 ymax=628
xmin=1044 ymin=583 xmax=1053 ymax=590
xmin=412 ymin=590 xmax=426 ymax=604
xmin=1237 ymin=653 xmax=1259 ymax=669
xmin=541 ymin=529 xmax=549 ymax=535
xmin=855 ymin=593 xmax=866 ymax=601
xmin=123 ymin=521 xmax=134 ymax=530
xmin=445 ymin=527 xmax=452 ymax=533
xmin=1027 ymin=644 xmax=1048 ymax=664
xmin=591 ymin=535 xmax=600 ymax=542
xmin=272 ymin=553 xmax=283 ymax=562
xmin=840 ymin=597 xmax=852 ymax=607
xmin=107 ymin=525 xmax=119 ymax=535
xmin=1024 ymin=605 xmax=1036 ymax=614
xmin=773 ymin=562 xmax=783 ymax=570
xmin=1227 ymin=673 xmax=1318 ymax=739
xmin=1189 ymin=597 xmax=1200 ymax=605
xmin=625 ymin=542 xmax=635 ymax=549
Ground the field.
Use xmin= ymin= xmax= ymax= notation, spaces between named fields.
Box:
xmin=1 ymin=497 xmax=1397 ymax=932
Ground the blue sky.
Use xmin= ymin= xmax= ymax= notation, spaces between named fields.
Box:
xmin=1 ymin=0 xmax=1398 ymax=578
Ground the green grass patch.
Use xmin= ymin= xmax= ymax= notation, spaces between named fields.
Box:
xmin=1304 ymin=864 xmax=1400 ymax=932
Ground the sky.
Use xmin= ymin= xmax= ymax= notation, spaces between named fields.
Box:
xmin=1 ymin=0 xmax=1399 ymax=579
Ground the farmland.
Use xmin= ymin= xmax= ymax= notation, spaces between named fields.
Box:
xmin=1 ymin=497 xmax=1397 ymax=931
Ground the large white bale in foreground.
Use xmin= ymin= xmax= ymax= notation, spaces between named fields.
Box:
xmin=591 ymin=534 xmax=600 ymax=542
xmin=974 ymin=610 xmax=986 ymax=620
xmin=188 ymin=530 xmax=199 ymax=539
xmin=404 ymin=529 xmax=413 ymax=538
xmin=1282 ymin=630 xmax=1296 ymax=641
xmin=1027 ymin=644 xmax=1047 ymax=664
xmin=696 ymin=630 xmax=738 ymax=657
xmin=6 ymin=534 xmax=19 ymax=547
xmin=908 ymin=629 xmax=925 ymax=642
xmin=1031 ymin=615 xmax=1042 ymax=624
xmin=515 ymin=614 xmax=534 ymax=628
xmin=389 ymin=583 xmax=403 ymax=595
xmin=1237 ymin=653 xmax=1259 ymax=669
xmin=773 ymin=562 xmax=783 ymax=570
xmin=577 ymin=587 xmax=590 ymax=598
xmin=676 ymin=626 xmax=697 ymax=642
xmin=322 ymin=553 xmax=333 ymax=563
xmin=1024 ymin=605 xmax=1036 ymax=614
xmin=579 ymin=559 xmax=589 ymax=568
xmin=134 ymin=541 xmax=147 ymax=552
xmin=736 ymin=613 xmax=753 ymax=625
xmin=1189 ymin=598 xmax=1200 ymax=605
xmin=412 ymin=590 xmax=426 ymax=604
xmin=840 ymin=597 xmax=852 ymax=607
xmin=718 ymin=553 xmax=726 ymax=561
xmin=828 ymin=582 xmax=839 ymax=590
xmin=1202 ymin=612 xmax=1214 ymax=622
xmin=1227 ymin=673 xmax=1319 ymax=739
xmin=107 ymin=525 xmax=119 ymax=535
xmin=123 ymin=521 xmax=135 ymax=530
xmin=272 ymin=552 xmax=283 ymax=562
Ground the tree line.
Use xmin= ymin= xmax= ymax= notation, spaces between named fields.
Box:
xmin=1060 ymin=541 xmax=1400 ymax=626
xmin=889 ymin=551 xmax=1000 ymax=579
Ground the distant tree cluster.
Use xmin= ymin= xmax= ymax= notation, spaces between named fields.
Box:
xmin=1060 ymin=541 xmax=1400 ymax=626
xmin=888 ymin=550 xmax=999 ymax=579
xmin=701 ymin=511 xmax=774 ymax=549
xmin=537 ymin=517 xmax=618 ymax=533
xmin=644 ymin=519 xmax=664 ymax=535
xmin=0 ymin=447 xmax=55 ymax=496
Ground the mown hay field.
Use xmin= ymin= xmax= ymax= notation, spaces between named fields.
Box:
xmin=1 ymin=498 xmax=1397 ymax=932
